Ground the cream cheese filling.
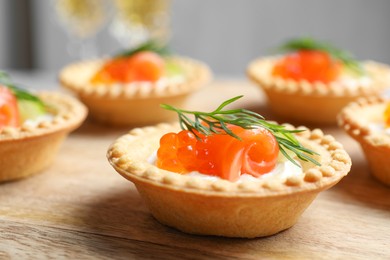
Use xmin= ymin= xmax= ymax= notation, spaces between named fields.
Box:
xmin=337 ymin=74 xmax=372 ymax=90
xmin=187 ymin=160 xmax=302 ymax=183
xmin=23 ymin=114 xmax=54 ymax=128
xmin=150 ymin=152 xmax=303 ymax=183
xmin=368 ymin=122 xmax=390 ymax=135
xmin=124 ymin=75 xmax=186 ymax=88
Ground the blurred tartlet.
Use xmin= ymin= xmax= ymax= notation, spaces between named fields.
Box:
xmin=59 ymin=42 xmax=211 ymax=126
xmin=338 ymin=96 xmax=390 ymax=186
xmin=247 ymin=37 xmax=390 ymax=125
xmin=0 ymin=72 xmax=87 ymax=182
xmin=107 ymin=97 xmax=351 ymax=238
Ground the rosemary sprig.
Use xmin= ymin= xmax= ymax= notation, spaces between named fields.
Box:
xmin=276 ymin=37 xmax=365 ymax=76
xmin=0 ymin=71 xmax=45 ymax=106
xmin=161 ymin=96 xmax=320 ymax=167
xmin=116 ymin=40 xmax=170 ymax=58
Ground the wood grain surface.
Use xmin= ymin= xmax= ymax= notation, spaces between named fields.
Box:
xmin=0 ymin=80 xmax=389 ymax=259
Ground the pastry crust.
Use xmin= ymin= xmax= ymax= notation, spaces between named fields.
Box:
xmin=338 ymin=96 xmax=390 ymax=186
xmin=247 ymin=57 xmax=390 ymax=124
xmin=0 ymin=92 xmax=87 ymax=182
xmin=107 ymin=123 xmax=351 ymax=238
xmin=59 ymin=57 xmax=211 ymax=126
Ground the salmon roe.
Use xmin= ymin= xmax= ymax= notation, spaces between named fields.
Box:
xmin=272 ymin=50 xmax=342 ymax=83
xmin=156 ymin=126 xmax=279 ymax=182
xmin=91 ymin=51 xmax=165 ymax=84
xmin=385 ymin=103 xmax=390 ymax=128
xmin=0 ymin=86 xmax=19 ymax=129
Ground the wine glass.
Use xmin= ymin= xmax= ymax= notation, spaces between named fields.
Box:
xmin=109 ymin=0 xmax=171 ymax=49
xmin=52 ymin=0 xmax=113 ymax=59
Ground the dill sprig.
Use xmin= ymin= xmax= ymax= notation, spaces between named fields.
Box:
xmin=276 ymin=37 xmax=365 ymax=76
xmin=161 ymin=96 xmax=320 ymax=167
xmin=0 ymin=71 xmax=45 ymax=106
xmin=116 ymin=40 xmax=170 ymax=58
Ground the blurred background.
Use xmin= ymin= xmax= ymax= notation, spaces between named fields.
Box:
xmin=1 ymin=0 xmax=390 ymax=78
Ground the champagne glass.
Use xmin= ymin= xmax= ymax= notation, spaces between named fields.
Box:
xmin=109 ymin=0 xmax=171 ymax=49
xmin=53 ymin=0 xmax=112 ymax=59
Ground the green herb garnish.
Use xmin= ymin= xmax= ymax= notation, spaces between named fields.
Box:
xmin=161 ymin=96 xmax=320 ymax=167
xmin=276 ymin=37 xmax=365 ymax=75
xmin=0 ymin=71 xmax=45 ymax=106
xmin=116 ymin=40 xmax=170 ymax=58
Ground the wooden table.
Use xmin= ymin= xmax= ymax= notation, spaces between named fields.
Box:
xmin=1 ymin=80 xmax=389 ymax=259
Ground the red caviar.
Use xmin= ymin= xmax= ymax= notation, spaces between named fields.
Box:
xmin=0 ymin=86 xmax=19 ymax=129
xmin=385 ymin=103 xmax=390 ymax=127
xmin=91 ymin=51 xmax=165 ymax=84
xmin=156 ymin=125 xmax=279 ymax=182
xmin=272 ymin=50 xmax=342 ymax=83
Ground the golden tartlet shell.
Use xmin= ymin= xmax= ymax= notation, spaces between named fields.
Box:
xmin=247 ymin=57 xmax=390 ymax=124
xmin=0 ymin=92 xmax=87 ymax=182
xmin=338 ymin=96 xmax=390 ymax=186
xmin=107 ymin=123 xmax=351 ymax=238
xmin=59 ymin=57 xmax=211 ymax=126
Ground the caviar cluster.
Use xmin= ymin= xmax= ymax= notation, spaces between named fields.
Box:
xmin=91 ymin=51 xmax=165 ymax=84
xmin=0 ymin=86 xmax=19 ymax=128
xmin=272 ymin=50 xmax=341 ymax=83
xmin=156 ymin=125 xmax=279 ymax=181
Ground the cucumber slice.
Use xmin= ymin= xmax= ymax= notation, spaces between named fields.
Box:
xmin=17 ymin=99 xmax=46 ymax=122
xmin=165 ymin=61 xmax=184 ymax=77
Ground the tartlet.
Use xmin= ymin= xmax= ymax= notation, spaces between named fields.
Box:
xmin=338 ymin=97 xmax=390 ymax=186
xmin=247 ymin=38 xmax=390 ymax=125
xmin=0 ymin=92 xmax=87 ymax=182
xmin=107 ymin=123 xmax=351 ymax=238
xmin=59 ymin=56 xmax=211 ymax=126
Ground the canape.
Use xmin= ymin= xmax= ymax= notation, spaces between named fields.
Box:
xmin=0 ymin=72 xmax=87 ymax=182
xmin=338 ymin=96 xmax=390 ymax=186
xmin=247 ymin=37 xmax=390 ymax=124
xmin=108 ymin=96 xmax=351 ymax=238
xmin=60 ymin=41 xmax=211 ymax=126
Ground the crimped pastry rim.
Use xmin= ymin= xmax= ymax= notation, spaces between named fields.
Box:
xmin=0 ymin=92 xmax=87 ymax=141
xmin=59 ymin=56 xmax=212 ymax=99
xmin=107 ymin=123 xmax=351 ymax=197
xmin=338 ymin=96 xmax=390 ymax=147
xmin=247 ymin=57 xmax=389 ymax=97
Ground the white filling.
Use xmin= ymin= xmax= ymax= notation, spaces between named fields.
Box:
xmin=124 ymin=75 xmax=186 ymax=88
xmin=337 ymin=74 xmax=372 ymax=90
xmin=149 ymin=152 xmax=303 ymax=183
xmin=187 ymin=160 xmax=302 ymax=183
xmin=23 ymin=114 xmax=54 ymax=128
xmin=368 ymin=122 xmax=390 ymax=135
